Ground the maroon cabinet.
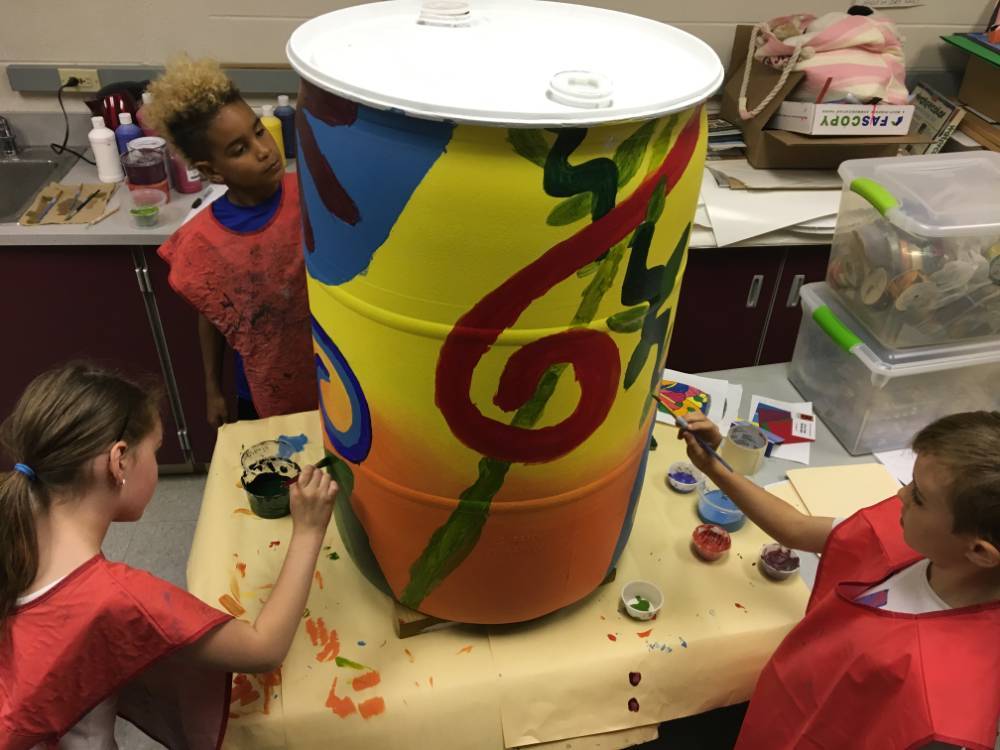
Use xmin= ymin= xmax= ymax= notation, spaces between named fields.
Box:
xmin=1 ymin=245 xmax=189 ymax=466
xmin=666 ymin=244 xmax=830 ymax=373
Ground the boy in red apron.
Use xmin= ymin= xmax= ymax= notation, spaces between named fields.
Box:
xmin=145 ymin=57 xmax=314 ymax=424
xmin=681 ymin=410 xmax=1000 ymax=749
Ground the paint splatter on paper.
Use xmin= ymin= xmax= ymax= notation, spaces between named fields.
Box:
xmin=268 ymin=540 xmax=281 ymax=549
xmin=404 ymin=648 xmax=415 ymax=663
xmin=352 ymin=670 xmax=381 ymax=692
xmin=359 ymin=696 xmax=386 ymax=719
xmin=335 ymin=656 xmax=367 ymax=670
xmin=628 ymin=671 xmax=642 ymax=686
xmin=735 ymin=602 xmax=748 ymax=612
xmin=218 ymin=594 xmax=245 ymax=617
xmin=636 ymin=629 xmax=652 ymax=638
xmin=456 ymin=645 xmax=474 ymax=655
xmin=628 ymin=697 xmax=640 ymax=712
xmin=326 ymin=677 xmax=356 ymax=718
xmin=679 ymin=637 xmax=688 ymax=648
xmin=314 ymin=570 xmax=325 ymax=589
xmin=306 ymin=617 xmax=341 ymax=662
xmin=233 ymin=508 xmax=254 ymax=516
xmin=607 ymin=633 xmax=618 ymax=642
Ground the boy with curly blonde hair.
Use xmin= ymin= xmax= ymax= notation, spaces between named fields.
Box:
xmin=147 ymin=56 xmax=313 ymax=425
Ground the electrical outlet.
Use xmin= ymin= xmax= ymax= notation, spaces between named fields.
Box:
xmin=57 ymin=68 xmax=101 ymax=93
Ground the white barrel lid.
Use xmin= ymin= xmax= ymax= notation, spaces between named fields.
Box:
xmin=286 ymin=0 xmax=724 ymax=127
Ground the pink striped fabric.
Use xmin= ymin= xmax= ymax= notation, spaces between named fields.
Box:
xmin=753 ymin=11 xmax=908 ymax=104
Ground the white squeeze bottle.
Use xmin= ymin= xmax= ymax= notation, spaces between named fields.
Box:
xmin=88 ymin=116 xmax=124 ymax=183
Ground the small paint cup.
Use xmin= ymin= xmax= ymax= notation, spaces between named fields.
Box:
xmin=240 ymin=440 xmax=301 ymax=519
xmin=620 ymin=580 xmax=663 ymax=621
xmin=759 ymin=543 xmax=800 ymax=581
xmin=127 ymin=188 xmax=166 ymax=228
xmin=691 ymin=523 xmax=731 ymax=562
xmin=696 ymin=485 xmax=746 ymax=531
xmin=667 ymin=461 xmax=702 ymax=493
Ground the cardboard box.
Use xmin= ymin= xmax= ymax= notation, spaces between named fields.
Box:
xmin=720 ymin=25 xmax=929 ymax=169
xmin=958 ymin=55 xmax=1000 ymax=122
xmin=769 ymin=101 xmax=914 ymax=136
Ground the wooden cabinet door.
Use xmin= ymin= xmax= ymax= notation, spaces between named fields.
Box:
xmin=0 ymin=245 xmax=188 ymax=466
xmin=665 ymin=246 xmax=785 ymax=373
xmin=758 ymin=244 xmax=831 ymax=365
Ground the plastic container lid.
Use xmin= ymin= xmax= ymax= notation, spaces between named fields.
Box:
xmin=286 ymin=0 xmax=724 ymax=126
xmin=800 ymin=281 xmax=1000 ymax=380
xmin=839 ymin=152 xmax=1000 ymax=237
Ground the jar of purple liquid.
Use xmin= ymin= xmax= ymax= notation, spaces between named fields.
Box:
xmin=696 ymin=487 xmax=745 ymax=531
xmin=122 ymin=148 xmax=169 ymax=186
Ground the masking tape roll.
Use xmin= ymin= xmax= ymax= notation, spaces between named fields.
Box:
xmin=720 ymin=421 xmax=767 ymax=476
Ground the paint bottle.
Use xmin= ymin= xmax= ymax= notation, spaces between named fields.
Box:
xmin=114 ymin=112 xmax=143 ymax=155
xmin=136 ymin=92 xmax=157 ymax=137
xmin=275 ymin=95 xmax=296 ymax=160
xmin=260 ymin=104 xmax=286 ymax=165
xmin=88 ymin=116 xmax=124 ymax=183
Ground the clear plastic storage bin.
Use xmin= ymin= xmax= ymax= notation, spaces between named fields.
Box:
xmin=788 ymin=282 xmax=1000 ymax=455
xmin=827 ymin=152 xmax=1000 ymax=349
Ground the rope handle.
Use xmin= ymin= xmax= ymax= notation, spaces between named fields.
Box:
xmin=737 ymin=22 xmax=804 ymax=121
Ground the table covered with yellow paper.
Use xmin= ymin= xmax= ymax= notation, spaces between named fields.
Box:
xmin=184 ymin=402 xmax=894 ymax=750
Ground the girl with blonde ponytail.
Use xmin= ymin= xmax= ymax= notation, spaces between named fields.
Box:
xmin=0 ymin=363 xmax=338 ymax=749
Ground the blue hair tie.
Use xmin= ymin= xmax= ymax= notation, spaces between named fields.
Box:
xmin=13 ymin=463 xmax=36 ymax=481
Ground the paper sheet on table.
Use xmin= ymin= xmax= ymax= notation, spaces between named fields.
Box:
xmin=186 ymin=413 xmax=504 ymax=750
xmin=656 ymin=369 xmax=741 ymax=435
xmin=491 ymin=422 xmax=811 ymax=747
xmin=516 ymin=723 xmax=659 ymax=750
xmin=699 ymin=168 xmax=841 ymax=246
xmin=786 ymin=463 xmax=901 ymax=520
xmin=748 ymin=395 xmax=813 ymax=465
xmin=874 ymin=448 xmax=916 ymax=486
xmin=708 ymin=158 xmax=842 ymax=190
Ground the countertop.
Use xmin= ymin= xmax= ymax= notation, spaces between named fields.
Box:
xmin=0 ymin=155 xmax=828 ymax=249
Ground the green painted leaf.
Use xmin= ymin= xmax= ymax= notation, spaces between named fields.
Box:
xmin=647 ymin=180 xmax=667 ymax=223
xmin=615 ymin=121 xmax=657 ymax=188
xmin=646 ymin=114 xmax=680 ymax=176
xmin=607 ymin=305 xmax=648 ymax=333
xmin=506 ymin=129 xmax=549 ymax=168
xmin=546 ymin=193 xmax=591 ymax=226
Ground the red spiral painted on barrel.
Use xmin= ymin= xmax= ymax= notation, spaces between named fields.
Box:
xmin=435 ymin=109 xmax=703 ymax=464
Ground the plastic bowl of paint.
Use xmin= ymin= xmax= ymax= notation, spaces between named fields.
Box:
xmin=127 ymin=188 xmax=166 ymax=228
xmin=240 ymin=441 xmax=301 ymax=518
xmin=691 ymin=523 xmax=731 ymax=561
xmin=759 ymin=543 xmax=800 ymax=581
xmin=620 ymin=580 xmax=663 ymax=621
xmin=667 ymin=461 xmax=702 ymax=493
xmin=696 ymin=485 xmax=746 ymax=531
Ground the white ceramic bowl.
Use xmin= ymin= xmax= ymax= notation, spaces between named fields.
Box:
xmin=667 ymin=461 xmax=703 ymax=493
xmin=620 ymin=580 xmax=663 ymax=621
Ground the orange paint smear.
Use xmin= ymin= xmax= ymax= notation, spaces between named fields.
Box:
xmin=636 ymin=629 xmax=653 ymax=638
xmin=314 ymin=570 xmax=324 ymax=590
xmin=404 ymin=648 xmax=415 ymax=663
xmin=359 ymin=696 xmax=386 ymax=719
xmin=317 ymin=629 xmax=341 ymax=662
xmin=352 ymin=670 xmax=381 ymax=692
xmin=456 ymin=645 xmax=473 ymax=655
xmin=607 ymin=633 xmax=617 ymax=642
xmin=236 ymin=561 xmax=247 ymax=578
xmin=231 ymin=674 xmax=260 ymax=706
xmin=259 ymin=668 xmax=281 ymax=715
xmin=219 ymin=594 xmax=245 ymax=617
xmin=325 ymin=677 xmax=357 ymax=718
xmin=428 ymin=676 xmax=434 ymax=688
xmin=233 ymin=508 xmax=254 ymax=516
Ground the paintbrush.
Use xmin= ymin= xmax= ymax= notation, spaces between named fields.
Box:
xmin=66 ymin=188 xmax=103 ymax=221
xmin=283 ymin=454 xmax=336 ymax=486
xmin=652 ymin=393 xmax=734 ymax=472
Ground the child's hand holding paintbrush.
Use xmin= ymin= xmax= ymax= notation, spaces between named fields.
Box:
xmin=288 ymin=455 xmax=339 ymax=534
xmin=672 ymin=409 xmax=735 ymax=474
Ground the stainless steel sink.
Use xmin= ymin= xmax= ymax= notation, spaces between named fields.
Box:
xmin=0 ymin=147 xmax=79 ymax=223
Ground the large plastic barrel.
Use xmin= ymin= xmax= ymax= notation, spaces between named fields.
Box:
xmin=287 ymin=0 xmax=722 ymax=624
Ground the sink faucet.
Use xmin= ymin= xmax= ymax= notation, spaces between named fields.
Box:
xmin=0 ymin=115 xmax=19 ymax=158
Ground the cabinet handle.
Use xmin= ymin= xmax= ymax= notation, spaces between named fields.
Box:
xmin=786 ymin=274 xmax=805 ymax=308
xmin=746 ymin=274 xmax=764 ymax=308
